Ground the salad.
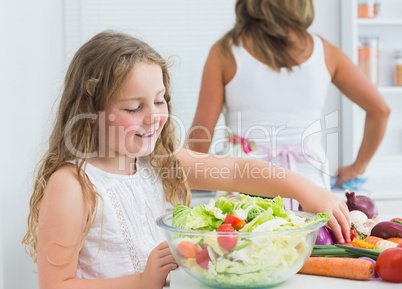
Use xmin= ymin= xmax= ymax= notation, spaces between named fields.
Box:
xmin=170 ymin=194 xmax=329 ymax=287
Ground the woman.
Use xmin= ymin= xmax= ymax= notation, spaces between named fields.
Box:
xmin=187 ymin=0 xmax=390 ymax=208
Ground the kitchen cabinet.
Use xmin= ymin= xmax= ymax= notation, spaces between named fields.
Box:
xmin=340 ymin=0 xmax=402 ymax=201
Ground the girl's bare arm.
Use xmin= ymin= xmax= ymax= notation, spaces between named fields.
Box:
xmin=37 ymin=166 xmax=174 ymax=289
xmin=177 ymin=149 xmax=350 ymax=243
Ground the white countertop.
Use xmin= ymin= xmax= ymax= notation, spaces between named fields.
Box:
xmin=169 ymin=268 xmax=401 ymax=289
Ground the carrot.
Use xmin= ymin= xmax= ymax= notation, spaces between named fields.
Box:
xmin=298 ymin=257 xmax=374 ymax=280
xmin=177 ymin=241 xmax=198 ymax=258
xmin=364 ymin=236 xmax=383 ymax=245
xmin=386 ymin=237 xmax=402 ymax=244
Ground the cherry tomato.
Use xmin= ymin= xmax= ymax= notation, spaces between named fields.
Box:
xmin=376 ymin=247 xmax=402 ymax=283
xmin=224 ymin=214 xmax=246 ymax=230
xmin=350 ymin=228 xmax=356 ymax=241
xmin=195 ymin=249 xmax=211 ymax=269
xmin=342 ymin=242 xmax=362 ymax=248
xmin=217 ymin=224 xmax=238 ymax=250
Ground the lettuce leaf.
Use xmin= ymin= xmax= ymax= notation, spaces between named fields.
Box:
xmin=172 ymin=204 xmax=223 ymax=231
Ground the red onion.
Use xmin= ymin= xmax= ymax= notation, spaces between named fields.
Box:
xmin=359 ymin=257 xmax=379 ymax=278
xmin=345 ymin=191 xmax=378 ymax=218
xmin=315 ymin=226 xmax=335 ymax=245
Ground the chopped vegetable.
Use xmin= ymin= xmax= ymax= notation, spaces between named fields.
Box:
xmin=376 ymin=247 xmax=402 ymax=283
xmin=370 ymin=221 xmax=402 ymax=239
xmin=352 ymin=239 xmax=375 ymax=249
xmin=172 ymin=204 xmax=223 ymax=231
xmin=343 ymin=242 xmax=362 ymax=248
xmin=387 ymin=237 xmax=402 ymax=245
xmin=214 ymin=198 xmax=234 ymax=213
xmin=177 ymin=241 xmax=198 ymax=258
xmin=375 ymin=240 xmax=398 ymax=251
xmin=196 ymin=248 xmax=211 ymax=269
xmin=364 ymin=236 xmax=383 ymax=245
xmin=224 ymin=214 xmax=246 ymax=230
xmin=345 ymin=191 xmax=378 ymax=218
xmin=217 ymin=224 xmax=238 ymax=250
xmin=298 ymin=257 xmax=374 ymax=280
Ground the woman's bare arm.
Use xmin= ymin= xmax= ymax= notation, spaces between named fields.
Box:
xmin=323 ymin=39 xmax=390 ymax=186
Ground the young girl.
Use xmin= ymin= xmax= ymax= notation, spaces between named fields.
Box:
xmin=188 ymin=0 xmax=390 ymax=206
xmin=23 ymin=31 xmax=350 ymax=289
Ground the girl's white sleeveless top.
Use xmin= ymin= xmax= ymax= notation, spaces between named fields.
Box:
xmin=223 ymin=34 xmax=332 ymax=190
xmin=75 ymin=157 xmax=167 ymax=279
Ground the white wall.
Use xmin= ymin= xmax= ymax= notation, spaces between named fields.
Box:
xmin=0 ymin=1 xmax=341 ymax=289
xmin=1 ymin=1 xmax=64 ymax=289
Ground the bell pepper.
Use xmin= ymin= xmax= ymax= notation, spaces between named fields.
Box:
xmin=353 ymin=239 xmax=376 ymax=249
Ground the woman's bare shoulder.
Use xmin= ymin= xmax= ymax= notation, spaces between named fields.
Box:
xmin=209 ymin=41 xmax=236 ymax=85
xmin=320 ymin=37 xmax=346 ymax=78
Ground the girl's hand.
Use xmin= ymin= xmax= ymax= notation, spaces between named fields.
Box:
xmin=140 ymin=241 xmax=178 ymax=289
xmin=300 ymin=189 xmax=351 ymax=244
xmin=334 ymin=165 xmax=363 ymax=187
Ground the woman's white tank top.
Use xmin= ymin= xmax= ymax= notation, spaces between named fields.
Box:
xmin=224 ymin=34 xmax=331 ymax=147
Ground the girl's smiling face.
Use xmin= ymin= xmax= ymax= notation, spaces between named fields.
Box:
xmin=102 ymin=62 xmax=168 ymax=159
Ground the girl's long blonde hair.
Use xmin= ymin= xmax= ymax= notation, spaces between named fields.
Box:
xmin=22 ymin=31 xmax=191 ymax=263
xmin=220 ymin=0 xmax=314 ymax=71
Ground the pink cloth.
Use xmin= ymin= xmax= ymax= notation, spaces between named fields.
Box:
xmin=228 ymin=134 xmax=315 ymax=211
xmin=259 ymin=144 xmax=315 ymax=210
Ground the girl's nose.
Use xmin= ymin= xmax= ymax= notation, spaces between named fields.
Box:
xmin=143 ymin=107 xmax=160 ymax=126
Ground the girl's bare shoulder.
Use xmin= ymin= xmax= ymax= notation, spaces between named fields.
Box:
xmin=45 ymin=164 xmax=88 ymax=205
xmin=48 ymin=164 xmax=80 ymax=187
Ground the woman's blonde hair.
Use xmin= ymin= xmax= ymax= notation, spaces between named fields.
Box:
xmin=220 ymin=0 xmax=314 ymax=71
xmin=22 ymin=31 xmax=191 ymax=263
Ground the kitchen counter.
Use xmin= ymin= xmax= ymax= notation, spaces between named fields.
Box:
xmin=169 ymin=268 xmax=401 ymax=289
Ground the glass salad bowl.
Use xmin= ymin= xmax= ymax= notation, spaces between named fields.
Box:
xmin=157 ymin=210 xmax=326 ymax=288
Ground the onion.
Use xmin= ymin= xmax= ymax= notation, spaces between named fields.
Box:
xmin=315 ymin=226 xmax=335 ymax=245
xmin=345 ymin=191 xmax=378 ymax=218
xmin=326 ymin=226 xmax=337 ymax=244
xmin=359 ymin=257 xmax=379 ymax=278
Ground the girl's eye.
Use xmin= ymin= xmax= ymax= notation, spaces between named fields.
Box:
xmin=155 ymin=101 xmax=165 ymax=105
xmin=124 ymin=106 xmax=141 ymax=113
